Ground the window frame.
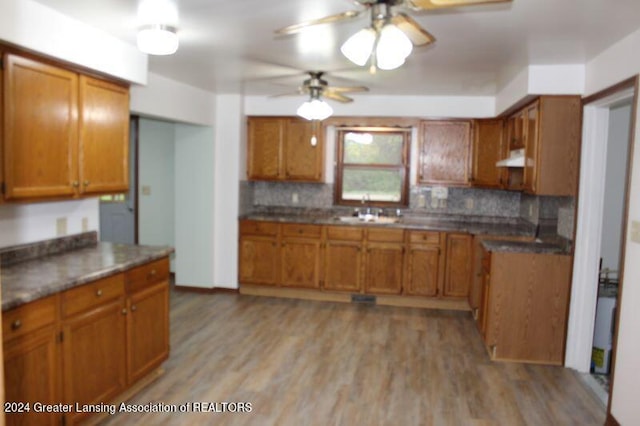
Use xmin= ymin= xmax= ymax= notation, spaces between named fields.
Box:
xmin=334 ymin=126 xmax=411 ymax=208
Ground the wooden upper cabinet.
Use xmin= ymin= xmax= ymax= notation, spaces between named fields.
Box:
xmin=247 ymin=117 xmax=283 ymax=180
xmin=3 ymin=53 xmax=78 ymax=200
xmin=418 ymin=120 xmax=472 ymax=186
xmin=519 ymin=96 xmax=581 ymax=196
xmin=471 ymin=119 xmax=506 ymax=188
xmin=79 ymin=76 xmax=129 ymax=195
xmin=247 ymin=116 xmax=323 ymax=182
xmin=2 ymin=52 xmax=130 ymax=201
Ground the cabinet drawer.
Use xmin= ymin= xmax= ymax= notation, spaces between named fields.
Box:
xmin=408 ymin=231 xmax=441 ymax=245
xmin=126 ymin=258 xmax=170 ymax=293
xmin=367 ymin=228 xmax=404 ymax=242
xmin=2 ymin=295 xmax=58 ymax=341
xmin=62 ymin=274 xmax=125 ymax=317
xmin=240 ymin=220 xmax=279 ymax=236
xmin=326 ymin=226 xmax=363 ymax=241
xmin=281 ymin=224 xmax=322 ymax=238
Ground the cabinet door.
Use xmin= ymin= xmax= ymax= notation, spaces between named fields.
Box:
xmin=523 ymin=102 xmax=539 ymax=193
xmin=324 ymin=240 xmax=362 ymax=292
xmin=239 ymin=235 xmax=279 ymax=285
xmin=62 ymin=299 xmax=126 ymax=424
xmin=472 ymin=119 xmax=505 ymax=188
xmin=3 ymin=54 xmax=78 ymax=199
xmin=280 ymin=237 xmax=321 ymax=289
xmin=4 ymin=326 xmax=60 ymax=426
xmin=127 ymin=281 xmax=169 ymax=384
xmin=443 ymin=233 xmax=472 ymax=298
xmin=78 ymin=76 xmax=129 ymax=194
xmin=418 ymin=120 xmax=471 ymax=186
xmin=405 ymin=245 xmax=440 ymax=297
xmin=284 ymin=119 xmax=323 ymax=181
xmin=364 ymin=242 xmax=404 ymax=295
xmin=247 ymin=117 xmax=283 ymax=180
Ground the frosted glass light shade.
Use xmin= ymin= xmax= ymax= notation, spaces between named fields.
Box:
xmin=341 ymin=28 xmax=376 ymax=66
xmin=137 ymin=25 xmax=179 ymax=55
xmin=297 ymin=99 xmax=333 ymax=121
xmin=376 ymin=24 xmax=412 ymax=70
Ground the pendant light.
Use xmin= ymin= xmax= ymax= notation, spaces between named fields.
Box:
xmin=296 ymin=87 xmax=333 ymax=121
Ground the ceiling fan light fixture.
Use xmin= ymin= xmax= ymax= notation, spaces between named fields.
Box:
xmin=340 ymin=27 xmax=376 ymax=66
xmin=137 ymin=24 xmax=179 ymax=55
xmin=376 ymin=23 xmax=413 ymax=70
xmin=297 ymin=98 xmax=333 ymax=121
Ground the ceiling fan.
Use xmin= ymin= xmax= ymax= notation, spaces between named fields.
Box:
xmin=273 ymin=71 xmax=369 ymax=121
xmin=275 ymin=0 xmax=512 ymax=71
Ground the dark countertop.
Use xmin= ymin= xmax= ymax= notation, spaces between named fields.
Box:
xmin=481 ymin=239 xmax=570 ymax=255
xmin=240 ymin=212 xmax=537 ymax=237
xmin=1 ymin=241 xmax=174 ymax=311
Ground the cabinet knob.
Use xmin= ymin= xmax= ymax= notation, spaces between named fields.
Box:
xmin=147 ymin=269 xmax=157 ymax=279
xmin=96 ymin=289 xmax=103 ymax=297
xmin=72 ymin=181 xmax=79 ymax=188
xmin=121 ymin=308 xmax=128 ymax=315
xmin=83 ymin=180 xmax=90 ymax=187
xmin=11 ymin=319 xmax=22 ymax=330
xmin=131 ymin=305 xmax=137 ymax=312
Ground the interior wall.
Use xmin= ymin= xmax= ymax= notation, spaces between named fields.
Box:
xmin=174 ymin=124 xmax=215 ymax=288
xmin=138 ymin=118 xmax=176 ymax=269
xmin=0 ymin=199 xmax=99 ymax=248
xmin=600 ymin=103 xmax=632 ymax=272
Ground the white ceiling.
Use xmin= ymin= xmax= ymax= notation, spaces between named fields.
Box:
xmin=33 ymin=0 xmax=640 ymax=97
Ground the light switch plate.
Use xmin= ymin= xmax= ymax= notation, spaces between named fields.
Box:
xmin=631 ymin=220 xmax=640 ymax=243
xmin=56 ymin=217 xmax=67 ymax=237
xmin=142 ymin=185 xmax=151 ymax=196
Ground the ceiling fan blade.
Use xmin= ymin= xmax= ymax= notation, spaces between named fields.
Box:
xmin=391 ymin=13 xmax=436 ymax=46
xmin=275 ymin=10 xmax=362 ymax=35
xmin=408 ymin=0 xmax=512 ymax=10
xmin=269 ymin=87 xmax=309 ymax=98
xmin=327 ymin=85 xmax=369 ymax=93
xmin=323 ymin=90 xmax=354 ymax=103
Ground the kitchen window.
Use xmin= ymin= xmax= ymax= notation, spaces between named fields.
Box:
xmin=335 ymin=127 xmax=410 ymax=207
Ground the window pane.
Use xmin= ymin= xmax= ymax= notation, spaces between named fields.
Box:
xmin=343 ymin=132 xmax=404 ymax=165
xmin=342 ymin=168 xmax=402 ymax=202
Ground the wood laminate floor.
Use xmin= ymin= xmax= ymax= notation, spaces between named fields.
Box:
xmin=101 ymin=289 xmax=606 ymax=426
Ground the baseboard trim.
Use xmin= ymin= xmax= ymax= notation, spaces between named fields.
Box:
xmin=173 ymin=284 xmax=240 ymax=294
xmin=239 ymin=285 xmax=471 ymax=311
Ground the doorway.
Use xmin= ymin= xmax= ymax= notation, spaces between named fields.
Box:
xmin=99 ymin=116 xmax=138 ymax=244
xmin=566 ymin=78 xmax=638 ymax=405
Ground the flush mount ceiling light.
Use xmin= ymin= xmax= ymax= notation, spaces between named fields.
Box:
xmin=137 ymin=24 xmax=179 ymax=55
xmin=137 ymin=0 xmax=180 ymax=55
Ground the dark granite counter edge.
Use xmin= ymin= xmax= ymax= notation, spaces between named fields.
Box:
xmin=480 ymin=239 xmax=569 ymax=255
xmin=1 ymin=246 xmax=175 ymax=312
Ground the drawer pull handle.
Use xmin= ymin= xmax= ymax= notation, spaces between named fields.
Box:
xmin=11 ymin=320 xmax=22 ymax=330
xmin=96 ymin=289 xmax=103 ymax=297
xmin=148 ymin=269 xmax=157 ymax=279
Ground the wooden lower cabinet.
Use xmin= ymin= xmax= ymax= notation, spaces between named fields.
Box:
xmin=239 ymin=221 xmax=279 ymax=285
xmin=323 ymin=226 xmax=363 ymax=292
xmin=363 ymin=229 xmax=405 ymax=295
xmin=280 ymin=224 xmax=322 ymax=289
xmin=480 ymin=249 xmax=572 ymax=365
xmin=62 ymin=298 xmax=127 ymax=424
xmin=2 ymin=257 xmax=170 ymax=425
xmin=443 ymin=233 xmax=473 ymax=297
xmin=404 ymin=231 xmax=443 ymax=297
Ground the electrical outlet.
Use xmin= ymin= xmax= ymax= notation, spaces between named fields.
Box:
xmin=465 ymin=198 xmax=474 ymax=210
xmin=430 ymin=196 xmax=438 ymax=209
xmin=142 ymin=185 xmax=151 ymax=196
xmin=529 ymin=204 xmax=534 ymax=216
xmin=82 ymin=217 xmax=89 ymax=232
xmin=56 ymin=217 xmax=67 ymax=236
xmin=432 ymin=187 xmax=448 ymax=199
xmin=292 ymin=193 xmax=299 ymax=204
xmin=418 ymin=194 xmax=426 ymax=208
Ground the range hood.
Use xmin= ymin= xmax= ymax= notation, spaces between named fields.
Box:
xmin=496 ymin=148 xmax=525 ymax=168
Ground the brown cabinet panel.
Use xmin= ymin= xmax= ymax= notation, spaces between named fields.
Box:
xmin=239 ymin=235 xmax=279 ymax=285
xmin=2 ymin=295 xmax=57 ymax=340
xmin=364 ymin=242 xmax=404 ymax=295
xmin=247 ymin=117 xmax=283 ymax=180
xmin=62 ymin=273 xmax=125 ymax=317
xmin=418 ymin=120 xmax=472 ymax=186
xmin=472 ymin=119 xmax=506 ymax=188
xmin=78 ymin=76 xmax=129 ymax=195
xmin=443 ymin=233 xmax=472 ymax=298
xmin=405 ymin=245 xmax=440 ymax=297
xmin=280 ymin=237 xmax=321 ymax=289
xmin=284 ymin=118 xmax=323 ymax=181
xmin=3 ymin=53 xmax=78 ymax=200
xmin=523 ymin=102 xmax=539 ymax=193
xmin=127 ymin=281 xmax=169 ymax=384
xmin=323 ymin=239 xmax=362 ymax=292
xmin=4 ymin=325 xmax=60 ymax=426
xmin=62 ymin=298 xmax=126 ymax=424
